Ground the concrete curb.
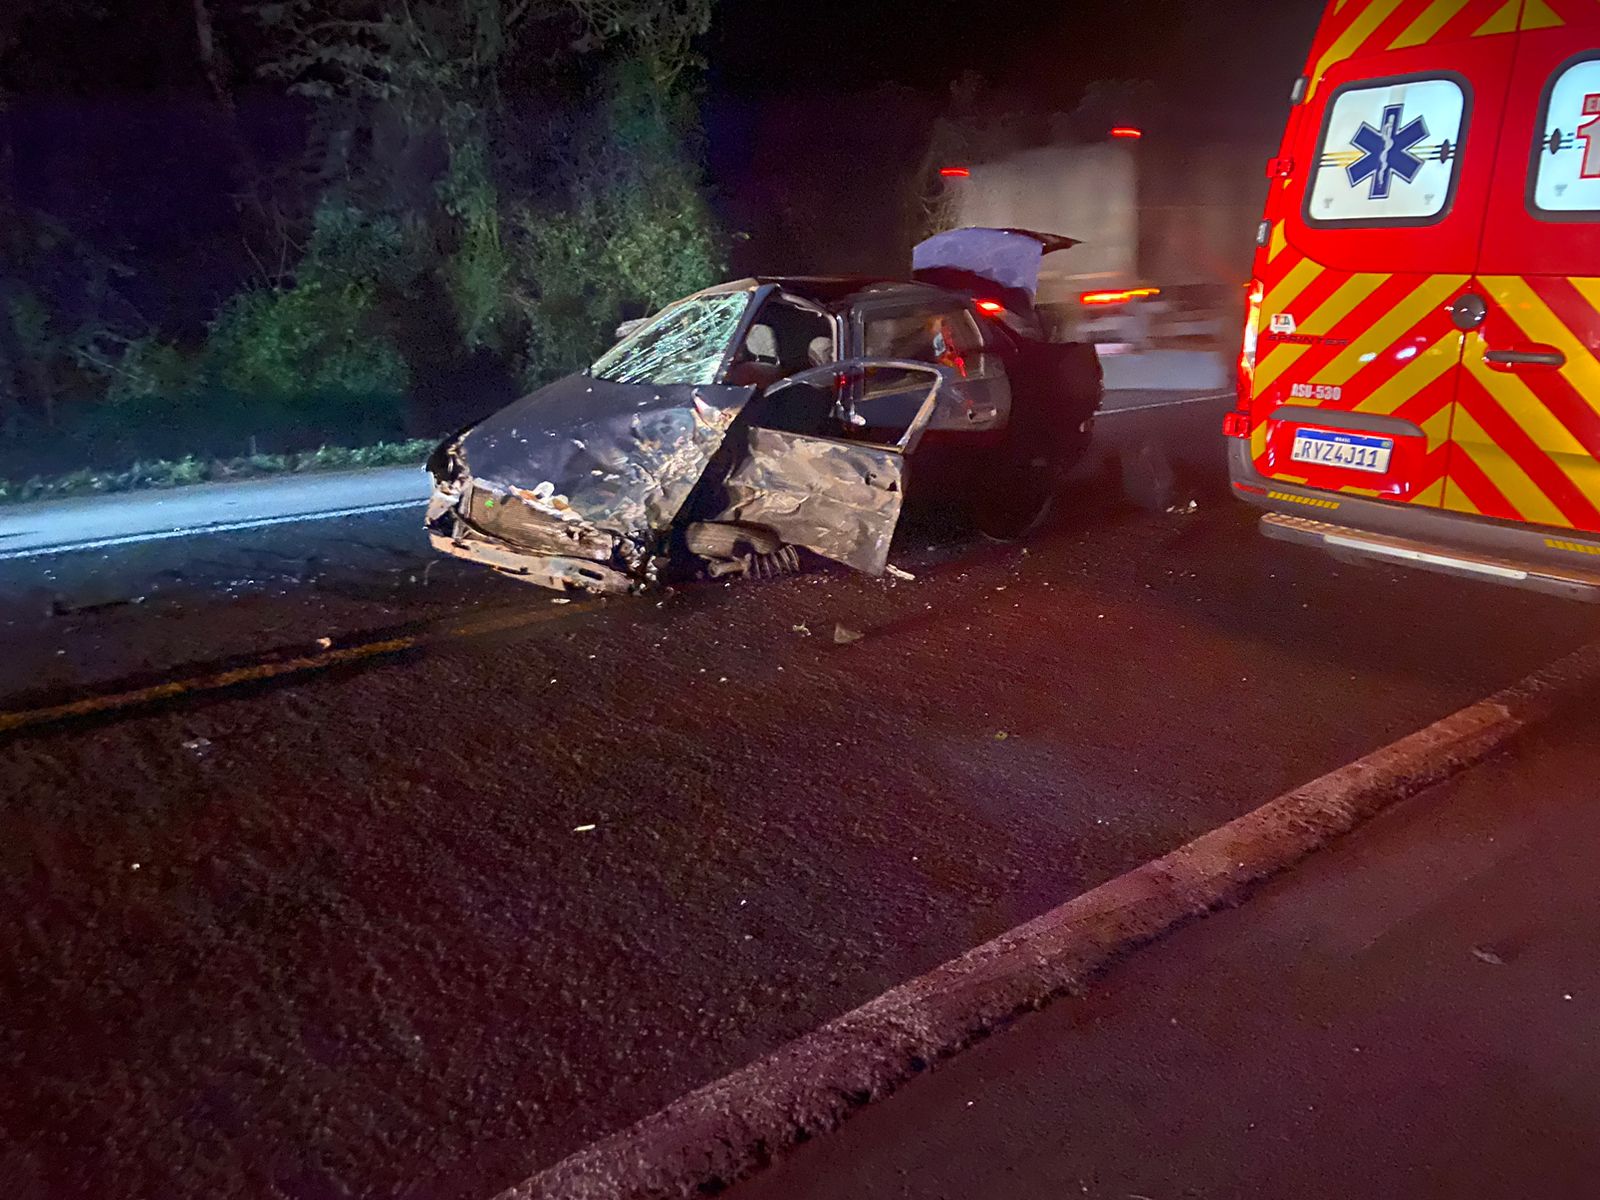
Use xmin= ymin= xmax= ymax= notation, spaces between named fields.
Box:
xmin=499 ymin=640 xmax=1600 ymax=1200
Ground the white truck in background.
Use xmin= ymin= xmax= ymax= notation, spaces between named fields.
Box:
xmin=938 ymin=133 xmax=1265 ymax=390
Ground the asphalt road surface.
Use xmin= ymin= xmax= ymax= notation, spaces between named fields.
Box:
xmin=734 ymin=703 xmax=1600 ymax=1200
xmin=2 ymin=393 xmax=1597 ymax=1200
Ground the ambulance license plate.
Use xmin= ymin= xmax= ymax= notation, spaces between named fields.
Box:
xmin=1290 ymin=428 xmax=1392 ymax=474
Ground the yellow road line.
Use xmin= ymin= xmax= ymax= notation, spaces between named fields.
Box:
xmin=0 ymin=602 xmax=599 ymax=736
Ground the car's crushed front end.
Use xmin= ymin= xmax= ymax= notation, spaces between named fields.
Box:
xmin=425 ymin=372 xmax=758 ymax=595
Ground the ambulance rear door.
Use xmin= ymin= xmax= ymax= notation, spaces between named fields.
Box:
xmin=1458 ymin=5 xmax=1600 ymax=535
xmin=1251 ymin=16 xmax=1517 ymax=509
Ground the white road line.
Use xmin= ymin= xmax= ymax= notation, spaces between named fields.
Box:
xmin=0 ymin=499 xmax=421 ymax=562
xmin=1099 ymin=391 xmax=1233 ymax=416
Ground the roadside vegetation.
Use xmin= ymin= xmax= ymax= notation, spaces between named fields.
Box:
xmin=0 ymin=0 xmax=723 ymax=481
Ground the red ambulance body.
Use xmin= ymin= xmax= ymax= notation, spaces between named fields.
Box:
xmin=1226 ymin=0 xmax=1600 ymax=599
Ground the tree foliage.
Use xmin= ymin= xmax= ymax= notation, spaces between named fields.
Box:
xmin=0 ymin=0 xmax=725 ymax=469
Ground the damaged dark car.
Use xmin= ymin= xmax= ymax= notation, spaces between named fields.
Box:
xmin=425 ymin=228 xmax=1104 ymax=594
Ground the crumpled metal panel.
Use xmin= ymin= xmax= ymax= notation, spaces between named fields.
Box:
xmin=454 ymin=373 xmax=757 ymax=543
xmin=713 ymin=426 xmax=905 ymax=576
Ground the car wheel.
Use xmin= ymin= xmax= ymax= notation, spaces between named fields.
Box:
xmin=974 ymin=450 xmax=1061 ymax=541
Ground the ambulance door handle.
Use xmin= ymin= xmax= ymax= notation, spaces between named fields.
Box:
xmin=1485 ymin=347 xmax=1566 ymax=368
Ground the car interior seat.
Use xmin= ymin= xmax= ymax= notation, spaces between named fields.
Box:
xmin=726 ymin=323 xmax=786 ymax=388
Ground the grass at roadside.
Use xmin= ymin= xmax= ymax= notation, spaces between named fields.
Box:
xmin=0 ymin=439 xmax=436 ymax=507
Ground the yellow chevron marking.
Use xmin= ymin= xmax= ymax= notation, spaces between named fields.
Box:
xmin=1484 ymin=276 xmax=1600 ymax=424
xmin=1571 ymin=275 xmax=1600 ymax=314
xmin=1316 ymin=274 xmax=1467 ymax=386
xmin=1251 ymin=421 xmax=1269 ymax=459
xmin=1520 ymin=0 xmax=1564 ymax=28
xmin=1262 ymin=257 xmax=1325 ymax=318
xmin=1390 ymin=0 xmax=1474 ymax=47
xmin=1463 ymin=343 xmax=1592 ymax=463
xmin=1420 ymin=400 xmax=1455 ymax=452
xmin=1340 ymin=484 xmax=1384 ymax=497
xmin=1355 ymin=333 xmax=1461 ymax=416
xmin=1448 ymin=405 xmax=1572 ymax=527
xmin=1311 ymin=0 xmax=1407 ymax=94
xmin=1256 ymin=273 xmax=1391 ymax=393
xmin=1442 ymin=477 xmax=1481 ymax=514
xmin=1473 ymin=0 xmax=1520 ymax=35
xmin=1269 ymin=220 xmax=1288 ymax=261
xmin=1268 ymin=490 xmax=1342 ymax=509
xmin=1546 ymin=537 xmax=1600 ymax=555
xmin=1414 ymin=477 xmax=1446 ymax=506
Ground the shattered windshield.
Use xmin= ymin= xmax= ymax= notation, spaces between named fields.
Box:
xmin=590 ymin=291 xmax=753 ymax=386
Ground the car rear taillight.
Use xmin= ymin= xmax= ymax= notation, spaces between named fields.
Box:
xmin=975 ymin=299 xmax=1006 ymax=317
xmin=1080 ymin=287 xmax=1160 ymax=306
xmin=1237 ymin=277 xmax=1264 ymax=411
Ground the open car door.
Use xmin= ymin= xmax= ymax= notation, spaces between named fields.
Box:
xmin=711 ymin=360 xmax=943 ymax=576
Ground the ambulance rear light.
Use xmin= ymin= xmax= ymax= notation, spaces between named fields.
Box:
xmin=1222 ymin=412 xmax=1252 ymax=439
xmin=939 ymin=166 xmax=971 ymax=178
xmin=1080 ymin=286 xmax=1160 ymax=306
xmin=1109 ymin=126 xmax=1143 ymax=140
xmin=1237 ymin=278 xmax=1265 ymax=410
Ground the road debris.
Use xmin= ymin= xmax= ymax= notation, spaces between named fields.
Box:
xmin=1167 ymin=498 xmax=1200 ymax=515
xmin=49 ymin=594 xmax=146 ymax=617
xmin=551 ymin=597 xmax=572 ymax=605
xmin=792 ymin=623 xmax=812 ymax=637
xmin=1471 ymin=945 xmax=1506 ymax=966
xmin=181 ymin=737 xmax=212 ymax=755
xmin=833 ymin=624 xmax=864 ymax=645
xmin=885 ymin=564 xmax=916 ymax=581
xmin=572 ymin=824 xmax=597 ymax=834
xmin=315 ymin=636 xmax=333 ymax=649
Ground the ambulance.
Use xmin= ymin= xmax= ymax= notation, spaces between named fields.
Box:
xmin=1225 ymin=0 xmax=1600 ymax=599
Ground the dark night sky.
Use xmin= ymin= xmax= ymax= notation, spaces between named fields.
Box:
xmin=703 ymin=0 xmax=1327 ymax=273
xmin=710 ymin=0 xmax=1325 ymax=129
